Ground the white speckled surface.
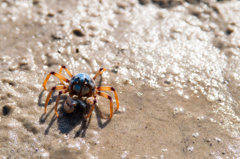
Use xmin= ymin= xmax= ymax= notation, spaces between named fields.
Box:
xmin=1 ymin=0 xmax=240 ymax=158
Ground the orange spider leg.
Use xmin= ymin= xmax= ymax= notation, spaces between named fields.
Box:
xmin=59 ymin=66 xmax=74 ymax=85
xmin=93 ymin=68 xmax=107 ymax=80
xmin=54 ymin=90 xmax=68 ymax=117
xmin=43 ymin=72 xmax=70 ymax=90
xmin=97 ymin=86 xmax=119 ymax=112
xmin=97 ymin=91 xmax=114 ymax=119
xmin=44 ymin=85 xmax=67 ymax=114
xmin=84 ymin=97 xmax=97 ymax=119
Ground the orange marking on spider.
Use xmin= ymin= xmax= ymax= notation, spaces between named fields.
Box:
xmin=42 ymin=66 xmax=119 ymax=119
xmin=44 ymin=85 xmax=67 ymax=114
xmin=43 ymin=72 xmax=70 ymax=90
xmin=97 ymin=86 xmax=119 ymax=112
xmin=93 ymin=68 xmax=106 ymax=80
xmin=59 ymin=66 xmax=73 ymax=85
xmin=97 ymin=91 xmax=114 ymax=118
xmin=84 ymin=98 xmax=97 ymax=119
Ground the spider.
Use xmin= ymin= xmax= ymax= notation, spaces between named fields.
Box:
xmin=42 ymin=66 xmax=119 ymax=119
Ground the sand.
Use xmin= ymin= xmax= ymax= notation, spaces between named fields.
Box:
xmin=1 ymin=0 xmax=240 ymax=158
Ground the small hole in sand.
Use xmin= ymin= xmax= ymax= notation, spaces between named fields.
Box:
xmin=73 ymin=29 xmax=85 ymax=37
xmin=32 ymin=0 xmax=39 ymax=5
xmin=76 ymin=48 xmax=79 ymax=53
xmin=226 ymin=29 xmax=233 ymax=35
xmin=47 ymin=12 xmax=54 ymax=17
xmin=3 ymin=105 xmax=11 ymax=116
xmin=163 ymin=80 xmax=172 ymax=86
xmin=2 ymin=79 xmax=17 ymax=86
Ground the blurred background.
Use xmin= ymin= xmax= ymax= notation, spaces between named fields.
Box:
xmin=1 ymin=0 xmax=240 ymax=158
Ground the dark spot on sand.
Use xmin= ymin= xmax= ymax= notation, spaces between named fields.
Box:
xmin=226 ymin=29 xmax=233 ymax=35
xmin=138 ymin=0 xmax=150 ymax=5
xmin=163 ymin=80 xmax=172 ymax=86
xmin=73 ymin=28 xmax=85 ymax=37
xmin=3 ymin=105 xmax=11 ymax=116
xmin=47 ymin=12 xmax=54 ymax=17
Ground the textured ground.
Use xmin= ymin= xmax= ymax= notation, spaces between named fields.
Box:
xmin=1 ymin=0 xmax=240 ymax=158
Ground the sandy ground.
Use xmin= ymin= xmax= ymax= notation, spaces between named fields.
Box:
xmin=1 ymin=0 xmax=240 ymax=158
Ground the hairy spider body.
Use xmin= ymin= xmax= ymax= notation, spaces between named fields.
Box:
xmin=42 ymin=66 xmax=119 ymax=119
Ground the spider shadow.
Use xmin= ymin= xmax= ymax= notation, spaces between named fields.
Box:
xmin=39 ymin=94 xmax=67 ymax=135
xmin=74 ymin=115 xmax=91 ymax=138
xmin=94 ymin=105 xmax=111 ymax=128
xmin=97 ymin=74 xmax=103 ymax=87
xmin=38 ymin=90 xmax=44 ymax=107
xmin=44 ymin=110 xmax=57 ymax=135
xmin=38 ymin=90 xmax=60 ymax=124
xmin=57 ymin=105 xmax=90 ymax=138
xmin=94 ymin=74 xmax=112 ymax=128
xmin=38 ymin=92 xmax=90 ymax=137
xmin=38 ymin=90 xmax=59 ymax=107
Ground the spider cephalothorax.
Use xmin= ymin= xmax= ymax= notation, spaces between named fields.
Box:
xmin=68 ymin=73 xmax=96 ymax=98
